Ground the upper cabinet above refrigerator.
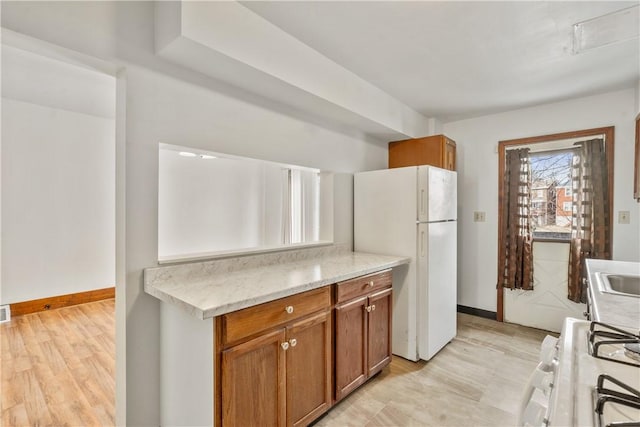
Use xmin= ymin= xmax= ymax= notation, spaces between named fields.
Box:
xmin=388 ymin=134 xmax=456 ymax=171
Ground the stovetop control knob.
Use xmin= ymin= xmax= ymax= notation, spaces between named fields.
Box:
xmin=540 ymin=335 xmax=559 ymax=368
xmin=521 ymin=401 xmax=548 ymax=427
xmin=531 ymin=368 xmax=554 ymax=394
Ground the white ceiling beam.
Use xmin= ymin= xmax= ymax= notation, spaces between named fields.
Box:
xmin=155 ymin=1 xmax=432 ymax=139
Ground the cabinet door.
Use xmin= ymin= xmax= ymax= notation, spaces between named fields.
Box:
xmin=286 ymin=311 xmax=332 ymax=427
xmin=221 ymin=328 xmax=286 ymax=427
xmin=444 ymin=139 xmax=456 ymax=171
xmin=367 ymin=288 xmax=393 ymax=376
xmin=334 ymin=295 xmax=368 ymax=401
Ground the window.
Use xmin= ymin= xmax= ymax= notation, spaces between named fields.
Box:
xmin=562 ymin=202 xmax=572 ymax=212
xmin=285 ymin=168 xmax=320 ymax=245
xmin=529 ymin=150 xmax=573 ymax=240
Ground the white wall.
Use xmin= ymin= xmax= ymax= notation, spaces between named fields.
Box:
xmin=123 ymin=64 xmax=386 ymax=425
xmin=444 ymin=88 xmax=640 ymax=312
xmin=1 ymin=3 xmax=387 ymax=424
xmin=1 ymin=47 xmax=115 ymax=305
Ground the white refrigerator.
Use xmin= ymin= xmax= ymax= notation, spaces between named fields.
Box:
xmin=354 ymin=165 xmax=457 ymax=361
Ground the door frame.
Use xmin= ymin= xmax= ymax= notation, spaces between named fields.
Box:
xmin=496 ymin=126 xmax=614 ymax=321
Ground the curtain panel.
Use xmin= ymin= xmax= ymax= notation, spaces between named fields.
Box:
xmin=568 ymin=138 xmax=610 ymax=303
xmin=498 ymin=148 xmax=534 ymax=290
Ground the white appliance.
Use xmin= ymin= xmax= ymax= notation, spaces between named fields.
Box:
xmin=354 ymin=165 xmax=457 ymax=361
xmin=519 ymin=318 xmax=640 ymax=426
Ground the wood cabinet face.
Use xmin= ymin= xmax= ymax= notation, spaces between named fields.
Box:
xmin=388 ymin=134 xmax=457 ymax=171
xmin=334 ymin=295 xmax=368 ymax=401
xmin=286 ymin=311 xmax=332 ymax=427
xmin=444 ymin=139 xmax=456 ymax=171
xmin=222 ymin=287 xmax=330 ymax=346
xmin=367 ymin=288 xmax=392 ymax=376
xmin=218 ymin=274 xmax=392 ymax=425
xmin=221 ymin=328 xmax=286 ymax=427
xmin=218 ymin=287 xmax=333 ymax=427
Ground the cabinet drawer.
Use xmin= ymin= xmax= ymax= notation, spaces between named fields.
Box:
xmin=336 ymin=270 xmax=392 ymax=303
xmin=221 ymin=286 xmax=331 ymax=346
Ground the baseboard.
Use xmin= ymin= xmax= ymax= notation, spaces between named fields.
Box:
xmin=9 ymin=287 xmax=115 ymax=317
xmin=457 ymin=304 xmax=497 ymax=320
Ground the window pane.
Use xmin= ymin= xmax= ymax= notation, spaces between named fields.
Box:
xmin=530 ymin=151 xmax=573 ymax=237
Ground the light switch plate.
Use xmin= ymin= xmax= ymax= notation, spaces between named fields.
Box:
xmin=618 ymin=211 xmax=630 ymax=224
xmin=474 ymin=211 xmax=486 ymax=222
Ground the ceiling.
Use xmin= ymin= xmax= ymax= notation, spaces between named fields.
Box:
xmin=241 ymin=1 xmax=640 ymax=122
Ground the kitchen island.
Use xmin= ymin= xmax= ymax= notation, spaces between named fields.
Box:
xmin=144 ymin=244 xmax=409 ymax=426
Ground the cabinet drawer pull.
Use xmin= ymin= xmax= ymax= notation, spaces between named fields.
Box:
xmin=285 ymin=306 xmax=294 ymax=314
xmin=281 ymin=342 xmax=290 ymax=351
xmin=289 ymin=338 xmax=297 ymax=347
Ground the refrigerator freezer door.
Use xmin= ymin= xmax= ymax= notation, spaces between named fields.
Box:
xmin=418 ymin=166 xmax=457 ymax=222
xmin=417 ymin=221 xmax=457 ymax=360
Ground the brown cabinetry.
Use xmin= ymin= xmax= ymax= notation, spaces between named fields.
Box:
xmin=217 ymin=287 xmax=332 ymax=427
xmin=334 ymin=270 xmax=392 ymax=402
xmin=388 ymin=134 xmax=456 ymax=171
xmin=216 ymin=270 xmax=394 ymax=425
xmin=221 ymin=329 xmax=286 ymax=427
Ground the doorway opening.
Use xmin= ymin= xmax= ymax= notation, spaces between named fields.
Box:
xmin=497 ymin=127 xmax=614 ymax=332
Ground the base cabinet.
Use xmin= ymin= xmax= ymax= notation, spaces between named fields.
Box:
xmin=367 ymin=288 xmax=393 ymax=376
xmin=334 ymin=295 xmax=368 ymax=400
xmin=217 ymin=288 xmax=332 ymax=427
xmin=334 ymin=271 xmax=393 ymax=402
xmin=217 ymin=270 xmax=392 ymax=426
xmin=286 ymin=312 xmax=332 ymax=427
xmin=221 ymin=329 xmax=286 ymax=427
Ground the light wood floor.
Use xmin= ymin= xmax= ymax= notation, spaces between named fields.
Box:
xmin=1 ymin=299 xmax=115 ymax=427
xmin=1 ymin=302 xmax=549 ymax=427
xmin=314 ymin=313 xmax=552 ymax=426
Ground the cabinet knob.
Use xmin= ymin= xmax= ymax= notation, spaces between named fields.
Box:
xmin=285 ymin=306 xmax=294 ymax=314
xmin=371 ymin=304 xmax=376 ymax=311
xmin=369 ymin=281 xmax=374 ymax=287
xmin=365 ymin=306 xmax=372 ymax=312
xmin=289 ymin=338 xmax=297 ymax=347
xmin=281 ymin=342 xmax=290 ymax=351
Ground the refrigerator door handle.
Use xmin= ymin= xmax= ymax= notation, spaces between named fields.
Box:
xmin=420 ymin=189 xmax=425 ymax=217
xmin=420 ymin=230 xmax=425 ymax=257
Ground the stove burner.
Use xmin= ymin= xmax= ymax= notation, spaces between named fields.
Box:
xmin=625 ymin=343 xmax=640 ymax=363
xmin=594 ymin=374 xmax=640 ymax=427
xmin=589 ymin=322 xmax=640 ymax=368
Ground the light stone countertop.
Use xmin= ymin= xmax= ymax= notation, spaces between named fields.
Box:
xmin=144 ymin=245 xmax=410 ymax=320
xmin=586 ymin=259 xmax=640 ymax=329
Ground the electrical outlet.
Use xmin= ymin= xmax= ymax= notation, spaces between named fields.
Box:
xmin=473 ymin=211 xmax=486 ymax=222
xmin=0 ymin=305 xmax=10 ymax=323
xmin=618 ymin=211 xmax=630 ymax=224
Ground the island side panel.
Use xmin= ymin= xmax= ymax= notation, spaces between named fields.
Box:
xmin=161 ymin=302 xmax=214 ymax=426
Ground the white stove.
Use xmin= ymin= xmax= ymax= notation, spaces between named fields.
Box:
xmin=519 ymin=318 xmax=640 ymax=426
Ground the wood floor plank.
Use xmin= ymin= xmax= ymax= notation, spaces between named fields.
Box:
xmin=314 ymin=313 xmax=552 ymax=427
xmin=1 ymin=403 xmax=30 ymax=427
xmin=0 ymin=299 xmax=115 ymax=426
